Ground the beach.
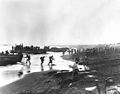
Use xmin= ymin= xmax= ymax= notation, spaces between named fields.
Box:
xmin=1 ymin=67 xmax=120 ymax=94
xmin=1 ymin=46 xmax=120 ymax=94
xmin=0 ymin=70 xmax=102 ymax=94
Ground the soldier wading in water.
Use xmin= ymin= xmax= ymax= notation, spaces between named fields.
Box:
xmin=40 ymin=56 xmax=45 ymax=71
xmin=25 ymin=54 xmax=31 ymax=73
xmin=48 ymin=55 xmax=54 ymax=70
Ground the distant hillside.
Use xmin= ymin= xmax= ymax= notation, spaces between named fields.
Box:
xmin=54 ymin=44 xmax=97 ymax=49
xmin=55 ymin=43 xmax=120 ymax=49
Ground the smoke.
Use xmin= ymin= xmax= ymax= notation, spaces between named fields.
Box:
xmin=0 ymin=0 xmax=120 ymax=45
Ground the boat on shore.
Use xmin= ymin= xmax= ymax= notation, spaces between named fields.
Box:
xmin=0 ymin=53 xmax=22 ymax=66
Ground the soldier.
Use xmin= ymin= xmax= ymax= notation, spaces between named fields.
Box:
xmin=40 ymin=56 xmax=45 ymax=71
xmin=69 ymin=59 xmax=79 ymax=80
xmin=48 ymin=55 xmax=54 ymax=66
xmin=40 ymin=56 xmax=45 ymax=66
xmin=25 ymin=54 xmax=31 ymax=66
xmin=5 ymin=50 xmax=9 ymax=55
xmin=25 ymin=54 xmax=31 ymax=73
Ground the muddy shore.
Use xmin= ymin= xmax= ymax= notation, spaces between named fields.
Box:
xmin=1 ymin=52 xmax=120 ymax=94
xmin=0 ymin=68 xmax=120 ymax=94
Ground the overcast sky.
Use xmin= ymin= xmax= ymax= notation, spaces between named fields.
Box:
xmin=0 ymin=0 xmax=120 ymax=45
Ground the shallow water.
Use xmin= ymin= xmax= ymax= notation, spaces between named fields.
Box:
xmin=0 ymin=52 xmax=85 ymax=87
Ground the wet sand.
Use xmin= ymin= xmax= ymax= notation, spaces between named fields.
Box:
xmin=0 ymin=70 xmax=97 ymax=94
xmin=1 ymin=68 xmax=120 ymax=94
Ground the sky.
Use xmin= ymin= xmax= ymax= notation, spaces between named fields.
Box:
xmin=0 ymin=0 xmax=120 ymax=46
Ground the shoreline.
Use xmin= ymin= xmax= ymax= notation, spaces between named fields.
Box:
xmin=1 ymin=53 xmax=120 ymax=94
xmin=0 ymin=69 xmax=103 ymax=94
xmin=1 ymin=68 xmax=120 ymax=94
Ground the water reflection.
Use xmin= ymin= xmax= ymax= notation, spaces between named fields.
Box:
xmin=49 ymin=63 xmax=53 ymax=70
xmin=41 ymin=64 xmax=44 ymax=71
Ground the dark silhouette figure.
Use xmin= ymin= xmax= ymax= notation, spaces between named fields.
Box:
xmin=40 ymin=56 xmax=45 ymax=66
xmin=5 ymin=50 xmax=9 ymax=55
xmin=25 ymin=54 xmax=31 ymax=73
xmin=25 ymin=54 xmax=31 ymax=66
xmin=48 ymin=55 xmax=54 ymax=70
xmin=40 ymin=56 xmax=45 ymax=71
xmin=48 ymin=55 xmax=54 ymax=66
xmin=26 ymin=54 xmax=31 ymax=73
xmin=1 ymin=51 xmax=4 ymax=54
xmin=18 ymin=52 xmax=24 ymax=77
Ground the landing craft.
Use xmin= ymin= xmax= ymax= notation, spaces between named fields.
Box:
xmin=11 ymin=44 xmax=46 ymax=54
xmin=0 ymin=53 xmax=22 ymax=66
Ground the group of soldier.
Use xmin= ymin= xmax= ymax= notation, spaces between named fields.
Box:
xmin=18 ymin=53 xmax=54 ymax=77
xmin=18 ymin=53 xmax=31 ymax=77
xmin=40 ymin=55 xmax=54 ymax=71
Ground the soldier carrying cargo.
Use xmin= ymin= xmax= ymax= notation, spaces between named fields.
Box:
xmin=48 ymin=55 xmax=54 ymax=66
xmin=40 ymin=56 xmax=45 ymax=66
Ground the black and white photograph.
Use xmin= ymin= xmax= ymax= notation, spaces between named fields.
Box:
xmin=0 ymin=0 xmax=120 ymax=94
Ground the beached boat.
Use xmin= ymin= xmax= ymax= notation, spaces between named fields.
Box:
xmin=0 ymin=54 xmax=22 ymax=66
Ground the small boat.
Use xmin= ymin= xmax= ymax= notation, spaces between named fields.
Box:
xmin=0 ymin=54 xmax=22 ymax=66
